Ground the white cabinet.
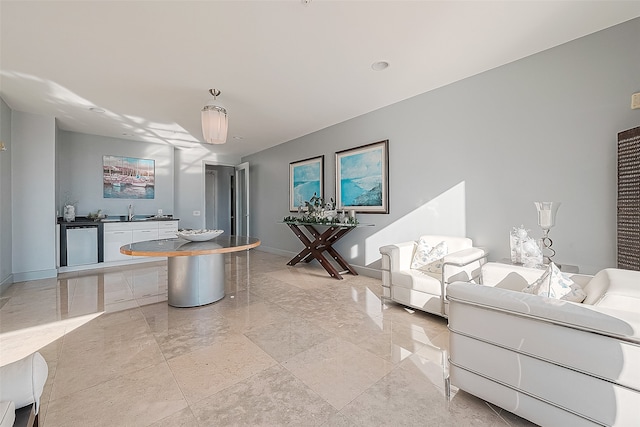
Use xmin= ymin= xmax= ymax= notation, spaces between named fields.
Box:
xmin=103 ymin=223 xmax=133 ymax=262
xmin=158 ymin=221 xmax=178 ymax=239
xmin=103 ymin=221 xmax=178 ymax=263
xmin=132 ymin=224 xmax=159 ymax=243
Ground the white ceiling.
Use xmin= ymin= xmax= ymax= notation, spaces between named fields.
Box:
xmin=2 ymin=1 xmax=639 ymax=160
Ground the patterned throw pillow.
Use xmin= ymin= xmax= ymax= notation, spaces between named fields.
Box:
xmin=411 ymin=239 xmax=448 ymax=273
xmin=522 ymin=262 xmax=587 ymax=303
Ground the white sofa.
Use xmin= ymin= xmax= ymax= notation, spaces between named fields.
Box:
xmin=447 ymin=262 xmax=640 ymax=426
xmin=379 ymin=235 xmax=488 ymax=317
xmin=0 ymin=352 xmax=48 ymax=427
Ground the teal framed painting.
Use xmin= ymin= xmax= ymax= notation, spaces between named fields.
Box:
xmin=103 ymin=155 xmax=155 ymax=199
xmin=289 ymin=155 xmax=324 ymax=212
xmin=335 ymin=140 xmax=388 ymax=213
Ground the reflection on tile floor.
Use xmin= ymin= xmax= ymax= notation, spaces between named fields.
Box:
xmin=0 ymin=251 xmax=536 ymax=426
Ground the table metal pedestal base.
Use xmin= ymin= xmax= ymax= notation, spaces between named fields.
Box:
xmin=168 ymin=253 xmax=225 ymax=307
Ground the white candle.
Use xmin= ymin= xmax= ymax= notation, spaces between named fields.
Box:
xmin=539 ymin=210 xmax=552 ymax=228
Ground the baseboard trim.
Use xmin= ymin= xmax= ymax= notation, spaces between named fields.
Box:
xmin=353 ymin=264 xmax=382 ymax=279
xmin=255 ymin=246 xmax=297 ymax=258
xmin=0 ymin=274 xmax=14 ymax=296
xmin=13 ymin=268 xmax=58 ymax=282
xmin=255 ymin=246 xmax=382 ymax=279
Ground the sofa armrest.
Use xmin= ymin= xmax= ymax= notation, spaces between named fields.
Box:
xmin=0 ymin=352 xmax=48 ymax=414
xmin=443 ymin=247 xmax=488 ymax=267
xmin=0 ymin=401 xmax=15 ymax=427
xmin=379 ymin=241 xmax=417 ymax=272
xmin=447 ymin=282 xmax=640 ymax=343
xmin=442 ymin=247 xmax=488 ymax=286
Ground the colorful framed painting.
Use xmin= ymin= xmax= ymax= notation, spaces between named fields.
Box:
xmin=335 ymin=140 xmax=389 ymax=213
xmin=103 ymin=155 xmax=155 ymax=199
xmin=290 ymin=155 xmax=324 ymax=212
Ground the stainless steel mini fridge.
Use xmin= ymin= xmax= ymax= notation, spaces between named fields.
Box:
xmin=66 ymin=226 xmax=98 ymax=266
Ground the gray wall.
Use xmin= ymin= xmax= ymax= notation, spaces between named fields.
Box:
xmin=0 ymin=116 xmax=241 ymax=282
xmin=173 ymin=147 xmax=238 ymax=230
xmin=57 ymin=131 xmax=240 ymax=231
xmin=57 ymin=131 xmax=176 ymax=218
xmin=0 ymin=98 xmax=12 ymax=288
xmin=11 ymin=111 xmax=57 ymax=281
xmin=245 ymin=18 xmax=640 ymax=275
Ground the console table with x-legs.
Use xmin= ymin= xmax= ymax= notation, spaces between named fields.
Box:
xmin=283 ymin=221 xmax=373 ymax=280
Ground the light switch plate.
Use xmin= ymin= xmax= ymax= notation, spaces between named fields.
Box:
xmin=632 ymin=92 xmax=640 ymax=110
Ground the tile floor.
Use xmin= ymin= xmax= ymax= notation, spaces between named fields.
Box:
xmin=0 ymin=250 xmax=536 ymax=426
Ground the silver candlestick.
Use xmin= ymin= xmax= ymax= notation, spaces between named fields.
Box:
xmin=534 ymin=201 xmax=561 ymax=264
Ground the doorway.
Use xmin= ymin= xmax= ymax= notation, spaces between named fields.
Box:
xmin=204 ymin=164 xmax=235 ymax=234
xmin=204 ymin=162 xmax=250 ymax=236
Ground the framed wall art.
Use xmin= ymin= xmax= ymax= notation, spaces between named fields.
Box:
xmin=103 ymin=155 xmax=155 ymax=199
xmin=289 ymin=155 xmax=324 ymax=211
xmin=335 ymin=140 xmax=389 ymax=213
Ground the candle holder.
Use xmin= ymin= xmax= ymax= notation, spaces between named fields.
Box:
xmin=534 ymin=201 xmax=560 ymax=264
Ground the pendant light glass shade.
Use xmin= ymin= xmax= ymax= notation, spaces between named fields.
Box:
xmin=201 ymin=89 xmax=228 ymax=144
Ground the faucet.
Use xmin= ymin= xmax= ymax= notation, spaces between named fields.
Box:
xmin=128 ymin=204 xmax=133 ymax=221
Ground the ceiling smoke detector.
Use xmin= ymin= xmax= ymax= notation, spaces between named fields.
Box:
xmin=371 ymin=61 xmax=390 ymax=71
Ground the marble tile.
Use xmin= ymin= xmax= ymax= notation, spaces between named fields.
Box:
xmin=211 ymin=289 xmax=263 ymax=312
xmin=214 ymin=299 xmax=292 ymax=335
xmin=37 ymin=340 xmax=60 ymax=427
xmin=151 ymin=311 xmax=232 ymax=360
xmin=259 ymin=283 xmax=329 ymax=315
xmin=2 ymin=251 xmax=537 ymax=427
xmin=125 ymin=266 xmax=168 ymax=299
xmin=0 ymin=312 xmax=102 ymax=365
xmin=149 ymin=407 xmax=199 ymax=427
xmin=337 ymin=345 xmax=522 ymax=427
xmin=304 ymin=301 xmax=387 ymax=344
xmin=265 ymin=266 xmax=341 ymax=290
xmin=246 ymin=272 xmax=305 ymax=300
xmin=44 ymin=362 xmax=187 ymax=427
xmin=338 ymin=357 xmax=450 ymax=425
xmin=0 ymin=288 xmax=62 ymax=333
xmin=50 ymin=309 xmax=165 ymax=401
xmin=141 ymin=300 xmax=220 ymax=333
xmin=282 ymin=337 xmax=394 ymax=410
xmin=353 ymin=318 xmax=434 ymax=364
xmin=313 ymin=279 xmax=384 ymax=315
xmin=191 ymin=365 xmax=337 ymax=426
xmin=167 ymin=333 xmax=277 ymax=405
xmin=244 ymin=316 xmax=333 ymax=362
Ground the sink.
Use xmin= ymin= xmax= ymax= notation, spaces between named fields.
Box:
xmin=101 ymin=215 xmax=171 ymax=222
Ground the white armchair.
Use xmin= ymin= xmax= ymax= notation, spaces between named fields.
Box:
xmin=379 ymin=235 xmax=488 ymax=317
xmin=0 ymin=352 xmax=48 ymax=427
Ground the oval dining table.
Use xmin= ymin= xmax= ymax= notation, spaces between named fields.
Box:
xmin=120 ymin=235 xmax=261 ymax=307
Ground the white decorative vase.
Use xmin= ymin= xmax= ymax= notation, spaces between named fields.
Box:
xmin=63 ymin=205 xmax=75 ymax=222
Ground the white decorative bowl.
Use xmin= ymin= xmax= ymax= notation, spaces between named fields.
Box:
xmin=176 ymin=229 xmax=223 ymax=242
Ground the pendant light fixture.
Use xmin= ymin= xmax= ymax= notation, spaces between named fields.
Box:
xmin=201 ymin=89 xmax=228 ymax=144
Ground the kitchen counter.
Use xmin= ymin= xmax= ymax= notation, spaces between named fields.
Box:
xmin=57 ymin=216 xmax=179 ymax=268
xmin=57 ymin=215 xmax=178 ymax=224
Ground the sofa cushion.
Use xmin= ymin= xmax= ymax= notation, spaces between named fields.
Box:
xmin=392 ymin=269 xmax=442 ymax=295
xmin=411 ymin=238 xmax=448 ymax=272
xmin=480 ymin=262 xmax=592 ymax=294
xmin=522 ymin=262 xmax=587 ymax=303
